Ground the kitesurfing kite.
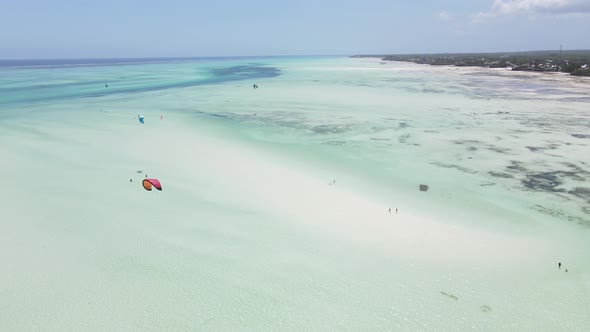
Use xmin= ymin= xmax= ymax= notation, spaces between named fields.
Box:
xmin=142 ymin=178 xmax=162 ymax=191
xmin=138 ymin=115 xmax=145 ymax=124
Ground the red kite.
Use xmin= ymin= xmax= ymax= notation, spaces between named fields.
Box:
xmin=143 ymin=178 xmax=162 ymax=191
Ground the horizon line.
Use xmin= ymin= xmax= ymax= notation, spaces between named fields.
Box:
xmin=2 ymin=49 xmax=589 ymax=61
xmin=0 ymin=54 xmax=347 ymax=61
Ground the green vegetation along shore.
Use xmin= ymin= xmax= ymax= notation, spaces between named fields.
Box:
xmin=352 ymin=50 xmax=590 ymax=76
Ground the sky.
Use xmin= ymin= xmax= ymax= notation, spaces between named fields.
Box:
xmin=1 ymin=0 xmax=589 ymax=59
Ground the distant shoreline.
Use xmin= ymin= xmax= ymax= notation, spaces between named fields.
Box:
xmin=352 ymin=50 xmax=590 ymax=77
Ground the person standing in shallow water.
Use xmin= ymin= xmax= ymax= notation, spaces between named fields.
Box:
xmin=396 ymin=208 xmax=398 ymax=214
xmin=559 ymin=262 xmax=562 ymax=269
xmin=389 ymin=208 xmax=391 ymax=213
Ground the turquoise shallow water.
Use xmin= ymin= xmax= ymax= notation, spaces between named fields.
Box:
xmin=1 ymin=56 xmax=589 ymax=330
xmin=163 ymin=57 xmax=590 ymax=228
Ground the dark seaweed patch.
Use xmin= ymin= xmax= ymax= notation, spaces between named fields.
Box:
xmin=568 ymin=187 xmax=590 ymax=202
xmin=530 ymin=205 xmax=589 ymax=227
xmin=399 ymin=122 xmax=409 ymax=128
xmin=423 ymin=88 xmax=444 ymax=93
xmin=522 ymin=173 xmax=565 ymax=193
xmin=527 ymin=143 xmax=559 ymax=152
xmin=323 ymin=140 xmax=347 ymax=145
xmin=211 ymin=65 xmax=281 ymax=78
xmin=452 ymin=139 xmax=483 ymax=145
xmin=572 ymin=134 xmax=590 ymax=139
xmin=431 ymin=162 xmax=478 ymax=174
xmin=506 ymin=161 xmax=528 ymax=172
xmin=311 ymin=124 xmax=350 ymax=134
xmin=522 ymin=171 xmax=584 ymax=193
xmin=370 ymin=126 xmax=388 ymax=132
xmin=467 ymin=146 xmax=478 ymax=151
xmin=569 ymin=216 xmax=590 ymax=227
xmin=440 ymin=291 xmax=459 ymax=301
xmin=532 ymin=205 xmax=565 ymax=218
xmin=562 ymin=162 xmax=590 ymax=175
xmin=399 ymin=134 xmax=410 ymax=143
xmin=487 ymin=146 xmax=511 ymax=154
xmin=489 ymin=171 xmax=514 ymax=178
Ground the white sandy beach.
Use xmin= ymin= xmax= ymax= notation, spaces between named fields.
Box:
xmin=1 ymin=57 xmax=589 ymax=330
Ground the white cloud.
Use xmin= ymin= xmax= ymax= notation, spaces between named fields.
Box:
xmin=473 ymin=0 xmax=590 ymax=21
xmin=471 ymin=11 xmax=491 ymax=23
xmin=435 ymin=11 xmax=473 ymax=36
xmin=437 ymin=11 xmax=453 ymax=21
